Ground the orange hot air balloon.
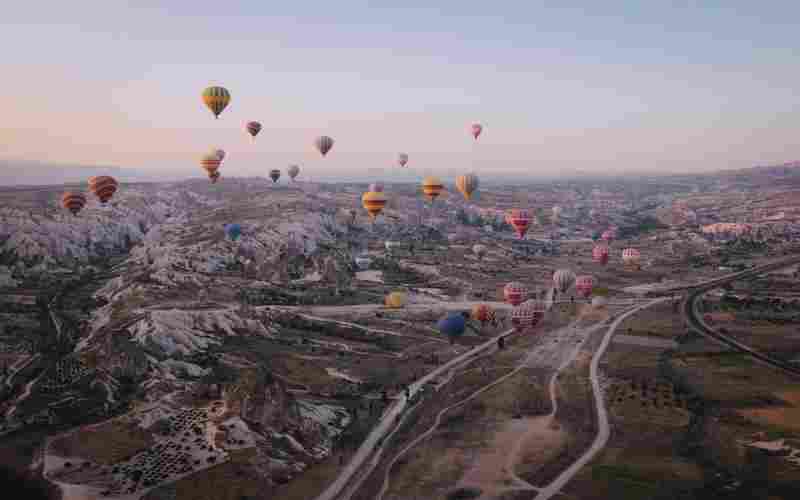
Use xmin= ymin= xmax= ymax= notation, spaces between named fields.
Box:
xmin=471 ymin=123 xmax=483 ymax=140
xmin=506 ymin=209 xmax=532 ymax=239
xmin=421 ymin=176 xmax=444 ymax=201
xmin=61 ymin=192 xmax=87 ymax=215
xmin=471 ymin=304 xmax=495 ymax=325
xmin=455 ymin=173 xmax=479 ymax=201
xmin=88 ymin=176 xmax=118 ymax=204
xmin=362 ymin=191 xmax=387 ymax=219
xmin=202 ymin=86 xmax=231 ymax=119
xmin=314 ymin=136 xmax=334 ymax=157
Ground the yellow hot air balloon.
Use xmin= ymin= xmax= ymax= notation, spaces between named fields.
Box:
xmin=455 ymin=173 xmax=479 ymax=201
xmin=202 ymin=86 xmax=231 ymax=119
xmin=422 ymin=176 xmax=444 ymax=201
xmin=362 ymin=191 xmax=387 ymax=219
xmin=385 ymin=291 xmax=408 ymax=309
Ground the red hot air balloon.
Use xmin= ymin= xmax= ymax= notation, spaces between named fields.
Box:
xmin=592 ymin=244 xmax=610 ymax=265
xmin=511 ymin=300 xmax=544 ymax=332
xmin=471 ymin=123 xmax=483 ymax=140
xmin=504 ymin=282 xmax=529 ymax=306
xmin=61 ymin=192 xmax=87 ymax=215
xmin=88 ymin=176 xmax=118 ymax=204
xmin=575 ymin=275 xmax=595 ymax=298
xmin=506 ymin=209 xmax=532 ymax=239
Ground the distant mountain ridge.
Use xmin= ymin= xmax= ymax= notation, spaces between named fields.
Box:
xmin=0 ymin=160 xmax=161 ymax=186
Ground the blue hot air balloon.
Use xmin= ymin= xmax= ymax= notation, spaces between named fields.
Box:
xmin=437 ymin=312 xmax=467 ymax=343
xmin=224 ymin=223 xmax=242 ymax=241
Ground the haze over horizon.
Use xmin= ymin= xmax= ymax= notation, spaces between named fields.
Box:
xmin=3 ymin=1 xmax=799 ymax=182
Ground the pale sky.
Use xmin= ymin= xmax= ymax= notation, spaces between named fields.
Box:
xmin=2 ymin=1 xmax=799 ymax=181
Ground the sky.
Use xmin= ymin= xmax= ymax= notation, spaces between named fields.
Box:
xmin=2 ymin=1 xmax=799 ymax=181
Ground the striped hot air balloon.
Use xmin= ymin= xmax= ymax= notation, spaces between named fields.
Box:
xmin=200 ymin=153 xmax=223 ymax=181
xmin=314 ymin=136 xmax=334 ymax=157
xmin=287 ymin=164 xmax=300 ymax=181
xmin=88 ymin=176 xmax=118 ymax=204
xmin=575 ymin=275 xmax=595 ymax=298
xmin=269 ymin=169 xmax=281 ymax=183
xmin=511 ymin=299 xmax=544 ymax=332
xmin=553 ymin=269 xmax=576 ymax=293
xmin=504 ymin=282 xmax=528 ymax=306
xmin=202 ymin=86 xmax=231 ymax=119
xmin=455 ymin=173 xmax=479 ymax=201
xmin=506 ymin=209 xmax=532 ymax=239
xmin=245 ymin=121 xmax=262 ymax=140
xmin=592 ymin=244 xmax=610 ymax=265
xmin=362 ymin=191 xmax=387 ymax=219
xmin=61 ymin=192 xmax=87 ymax=215
xmin=422 ymin=176 xmax=444 ymax=201
xmin=622 ymin=248 xmax=641 ymax=268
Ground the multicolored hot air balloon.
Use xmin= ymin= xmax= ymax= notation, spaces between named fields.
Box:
xmin=455 ymin=173 xmax=479 ymax=201
xmin=246 ymin=121 xmax=262 ymax=141
xmin=385 ymin=291 xmax=408 ymax=309
xmin=201 ymin=153 xmax=223 ymax=182
xmin=575 ymin=275 xmax=595 ymax=298
xmin=202 ymin=86 xmax=231 ymax=119
xmin=61 ymin=192 xmax=87 ymax=215
xmin=224 ymin=223 xmax=242 ymax=241
xmin=553 ymin=269 xmax=576 ymax=293
xmin=269 ymin=169 xmax=281 ymax=183
xmin=398 ymin=153 xmax=409 ymax=167
xmin=437 ymin=312 xmax=467 ymax=343
xmin=506 ymin=209 xmax=532 ymax=239
xmin=511 ymin=300 xmax=544 ymax=332
xmin=287 ymin=164 xmax=300 ymax=181
xmin=362 ymin=191 xmax=387 ymax=219
xmin=471 ymin=304 xmax=495 ymax=326
xmin=592 ymin=244 xmax=610 ymax=265
xmin=314 ymin=136 xmax=334 ymax=157
xmin=88 ymin=176 xmax=118 ymax=204
xmin=472 ymin=244 xmax=488 ymax=260
xmin=471 ymin=123 xmax=483 ymax=140
xmin=368 ymin=182 xmax=384 ymax=193
xmin=622 ymin=248 xmax=641 ymax=268
xmin=422 ymin=176 xmax=444 ymax=202
xmin=504 ymin=282 xmax=529 ymax=306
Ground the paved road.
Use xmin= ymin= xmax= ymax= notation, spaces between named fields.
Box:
xmin=534 ymin=298 xmax=669 ymax=500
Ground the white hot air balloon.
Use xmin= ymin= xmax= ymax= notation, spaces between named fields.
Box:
xmin=553 ymin=269 xmax=577 ymax=293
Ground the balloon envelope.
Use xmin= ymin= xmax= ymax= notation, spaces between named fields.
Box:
xmin=437 ymin=313 xmax=466 ymax=339
xmin=202 ymin=86 xmax=231 ymax=118
xmin=224 ymin=223 xmax=242 ymax=241
xmin=315 ymin=136 xmax=334 ymax=156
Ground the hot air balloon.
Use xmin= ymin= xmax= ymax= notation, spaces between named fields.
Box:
xmin=511 ymin=300 xmax=544 ymax=332
xmin=224 ymin=223 xmax=242 ymax=241
xmin=369 ymin=182 xmax=384 ymax=193
xmin=472 ymin=244 xmax=488 ymax=260
xmin=61 ymin=192 xmax=87 ymax=215
xmin=455 ymin=174 xmax=479 ymax=201
xmin=362 ymin=191 xmax=387 ymax=219
xmin=88 ymin=176 xmax=118 ymax=205
xmin=437 ymin=312 xmax=467 ymax=343
xmin=398 ymin=153 xmax=409 ymax=167
xmin=601 ymin=229 xmax=615 ymax=242
xmin=201 ymin=152 xmax=223 ymax=180
xmin=202 ymin=86 xmax=231 ymax=119
xmin=421 ymin=176 xmax=444 ymax=202
xmin=314 ymin=136 xmax=334 ymax=157
xmin=288 ymin=164 xmax=300 ymax=181
xmin=592 ymin=296 xmax=608 ymax=308
xmin=213 ymin=149 xmax=226 ymax=161
xmin=471 ymin=304 xmax=494 ymax=326
xmin=504 ymin=282 xmax=529 ymax=306
xmin=246 ymin=121 xmax=262 ymax=140
xmin=471 ymin=123 xmax=483 ymax=140
xmin=506 ymin=209 xmax=532 ymax=239
xmin=591 ymin=230 xmax=601 ymax=242
xmin=622 ymin=248 xmax=641 ymax=268
xmin=385 ymin=291 xmax=408 ymax=309
xmin=592 ymin=244 xmax=610 ymax=265
xmin=551 ymin=206 xmax=562 ymax=224
xmin=269 ymin=169 xmax=281 ymax=183
xmin=553 ymin=269 xmax=576 ymax=293
xmin=575 ymin=275 xmax=595 ymax=298
xmin=210 ymin=171 xmax=221 ymax=184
